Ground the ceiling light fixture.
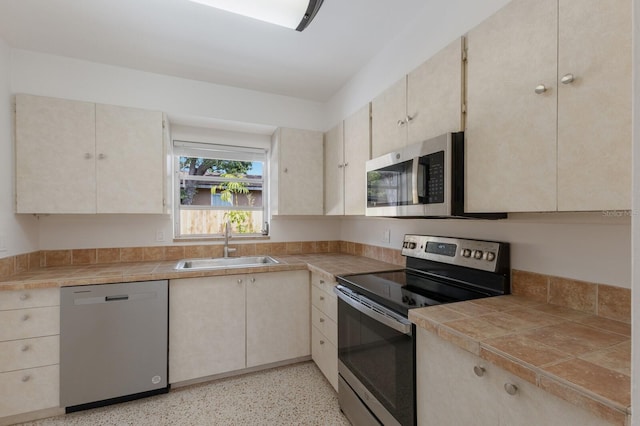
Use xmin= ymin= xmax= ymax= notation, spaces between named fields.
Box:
xmin=189 ymin=0 xmax=324 ymax=31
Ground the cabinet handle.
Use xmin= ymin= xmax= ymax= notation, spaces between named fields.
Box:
xmin=397 ymin=119 xmax=406 ymax=127
xmin=84 ymin=153 xmax=92 ymax=159
xmin=237 ymin=279 xmax=243 ymax=284
xmin=534 ymin=84 xmax=548 ymax=94
xmin=21 ymin=314 xmax=30 ymax=321
xmin=98 ymin=153 xmax=106 ymax=160
xmin=22 ymin=375 xmax=30 ymax=382
xmin=19 ymin=293 xmax=29 ymax=301
xmin=560 ymin=73 xmax=575 ymax=84
xmin=21 ymin=344 xmax=30 ymax=352
xmin=473 ymin=366 xmax=485 ymax=377
xmin=406 ymin=115 xmax=414 ymax=123
xmin=504 ymin=383 xmax=518 ymax=396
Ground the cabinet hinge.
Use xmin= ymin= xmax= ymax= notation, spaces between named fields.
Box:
xmin=162 ymin=120 xmax=166 ymax=129
xmin=461 ymin=103 xmax=467 ymax=114
xmin=462 ymin=47 xmax=468 ymax=62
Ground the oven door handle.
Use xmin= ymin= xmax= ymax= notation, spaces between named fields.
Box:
xmin=334 ymin=285 xmax=412 ymax=335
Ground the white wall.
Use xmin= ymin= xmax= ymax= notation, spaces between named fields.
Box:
xmin=0 ymin=39 xmax=37 ymax=258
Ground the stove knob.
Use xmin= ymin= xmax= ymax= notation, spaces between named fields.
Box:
xmin=473 ymin=250 xmax=483 ymax=259
xmin=409 ymin=242 xmax=417 ymax=249
xmin=402 ymin=295 xmax=409 ymax=304
xmin=409 ymin=298 xmax=416 ymax=306
xmin=462 ymin=249 xmax=472 ymax=258
xmin=485 ymin=251 xmax=496 ymax=261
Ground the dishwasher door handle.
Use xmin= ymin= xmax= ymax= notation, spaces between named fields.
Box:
xmin=105 ymin=295 xmax=129 ymax=302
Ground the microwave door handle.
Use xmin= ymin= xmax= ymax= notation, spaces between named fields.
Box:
xmin=411 ymin=157 xmax=419 ymax=204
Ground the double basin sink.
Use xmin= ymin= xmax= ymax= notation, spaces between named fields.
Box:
xmin=174 ymin=256 xmax=279 ymax=271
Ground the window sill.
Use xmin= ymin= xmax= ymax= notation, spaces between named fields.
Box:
xmin=173 ymin=235 xmax=271 ymax=243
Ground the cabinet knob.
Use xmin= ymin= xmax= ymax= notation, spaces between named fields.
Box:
xmin=560 ymin=73 xmax=575 ymax=84
xmin=84 ymin=153 xmax=92 ymax=159
xmin=473 ymin=366 xmax=485 ymax=377
xmin=319 ymin=340 xmax=325 ymax=345
xmin=338 ymin=164 xmax=344 ymax=169
xmin=319 ymin=317 xmax=325 ymax=323
xmin=250 ymin=277 xmax=256 ymax=283
xmin=98 ymin=153 xmax=106 ymax=160
xmin=319 ymin=296 xmax=325 ymax=301
xmin=504 ymin=383 xmax=518 ymax=395
xmin=344 ymin=162 xmax=349 ymax=167
xmin=397 ymin=119 xmax=406 ymax=127
xmin=284 ymin=168 xmax=288 ymax=173
xmin=319 ymin=280 xmax=325 ymax=284
xmin=21 ymin=344 xmax=30 ymax=352
xmin=21 ymin=314 xmax=30 ymax=322
xmin=406 ymin=115 xmax=414 ymax=123
xmin=22 ymin=375 xmax=30 ymax=382
xmin=534 ymin=84 xmax=548 ymax=94
xmin=19 ymin=293 xmax=29 ymax=301
xmin=237 ymin=279 xmax=243 ymax=284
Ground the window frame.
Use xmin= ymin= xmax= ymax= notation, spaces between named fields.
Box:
xmin=172 ymin=140 xmax=269 ymax=239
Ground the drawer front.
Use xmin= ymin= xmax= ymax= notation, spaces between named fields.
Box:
xmin=0 ymin=307 xmax=60 ymax=342
xmin=311 ymin=274 xmax=337 ymax=295
xmin=0 ymin=364 xmax=59 ymax=418
xmin=311 ymin=305 xmax=337 ymax=346
xmin=0 ymin=336 xmax=59 ymax=373
xmin=311 ymin=326 xmax=338 ymax=392
xmin=0 ymin=288 xmax=59 ymax=311
xmin=311 ymin=285 xmax=337 ymax=322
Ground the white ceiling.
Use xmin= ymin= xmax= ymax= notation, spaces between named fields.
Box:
xmin=0 ymin=0 xmax=430 ymax=102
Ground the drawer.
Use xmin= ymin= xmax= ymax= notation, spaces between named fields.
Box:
xmin=311 ymin=284 xmax=337 ymax=322
xmin=0 ymin=336 xmax=59 ymax=373
xmin=311 ymin=325 xmax=338 ymax=392
xmin=0 ymin=364 xmax=59 ymax=418
xmin=0 ymin=307 xmax=60 ymax=342
xmin=311 ymin=273 xmax=337 ymax=295
xmin=311 ymin=305 xmax=337 ymax=346
xmin=0 ymin=288 xmax=59 ymax=311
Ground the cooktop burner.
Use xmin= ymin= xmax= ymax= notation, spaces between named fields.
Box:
xmin=337 ymin=235 xmax=510 ymax=316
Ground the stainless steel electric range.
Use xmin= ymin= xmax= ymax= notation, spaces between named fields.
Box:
xmin=334 ymin=234 xmax=510 ymax=426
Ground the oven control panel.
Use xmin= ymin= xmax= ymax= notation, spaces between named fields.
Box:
xmin=401 ymin=234 xmax=507 ymax=273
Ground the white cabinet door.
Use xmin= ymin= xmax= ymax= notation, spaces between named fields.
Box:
xmin=417 ymin=329 xmax=499 ymax=426
xmin=465 ymin=0 xmax=558 ymax=213
xmin=407 ymin=37 xmax=464 ymax=146
xmin=324 ymin=122 xmax=344 ymax=216
xmin=246 ymin=271 xmax=310 ymax=368
xmin=16 ymin=94 xmax=96 ymax=214
xmin=169 ymin=276 xmax=246 ymax=383
xmin=95 ymin=104 xmax=164 ymax=213
xmin=343 ymin=104 xmax=370 ymax=216
xmin=272 ymin=128 xmax=324 ymax=215
xmin=556 ymin=0 xmax=631 ymax=211
xmin=371 ymin=77 xmax=407 ymax=158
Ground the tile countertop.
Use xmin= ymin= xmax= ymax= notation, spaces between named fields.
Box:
xmin=0 ymin=253 xmax=401 ymax=291
xmin=409 ymin=296 xmax=631 ymax=426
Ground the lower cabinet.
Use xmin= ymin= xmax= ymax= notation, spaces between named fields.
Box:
xmin=169 ymin=270 xmax=310 ymax=384
xmin=310 ymin=273 xmax=338 ymax=391
xmin=0 ymin=289 xmax=60 ymax=419
xmin=417 ymin=328 xmax=612 ymax=426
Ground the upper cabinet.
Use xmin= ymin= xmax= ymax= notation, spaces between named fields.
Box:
xmin=15 ymin=94 xmax=165 ymax=214
xmin=371 ymin=38 xmax=465 ymax=158
xmin=324 ymin=104 xmax=371 ymax=216
xmin=465 ymin=0 xmax=631 ymax=213
xmin=271 ymin=127 xmax=324 ymax=216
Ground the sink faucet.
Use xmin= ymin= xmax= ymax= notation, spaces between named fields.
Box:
xmin=223 ymin=219 xmax=236 ymax=258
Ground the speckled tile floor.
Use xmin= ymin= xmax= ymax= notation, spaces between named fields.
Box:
xmin=20 ymin=362 xmax=351 ymax=426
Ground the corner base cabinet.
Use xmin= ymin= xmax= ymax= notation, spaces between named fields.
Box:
xmin=417 ymin=328 xmax=614 ymax=426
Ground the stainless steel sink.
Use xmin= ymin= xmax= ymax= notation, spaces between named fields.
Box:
xmin=174 ymin=256 xmax=279 ymax=271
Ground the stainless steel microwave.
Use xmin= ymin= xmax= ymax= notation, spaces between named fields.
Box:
xmin=366 ymin=132 xmax=506 ymax=219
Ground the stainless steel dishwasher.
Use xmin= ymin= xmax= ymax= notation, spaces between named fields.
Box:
xmin=60 ymin=280 xmax=169 ymax=412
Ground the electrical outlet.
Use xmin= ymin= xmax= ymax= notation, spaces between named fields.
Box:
xmin=155 ymin=230 xmax=165 ymax=242
xmin=382 ymin=229 xmax=391 ymax=244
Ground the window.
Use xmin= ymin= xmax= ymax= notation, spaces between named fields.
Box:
xmin=173 ymin=141 xmax=268 ymax=238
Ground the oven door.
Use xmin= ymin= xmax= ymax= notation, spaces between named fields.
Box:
xmin=334 ymin=285 xmax=415 ymax=426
